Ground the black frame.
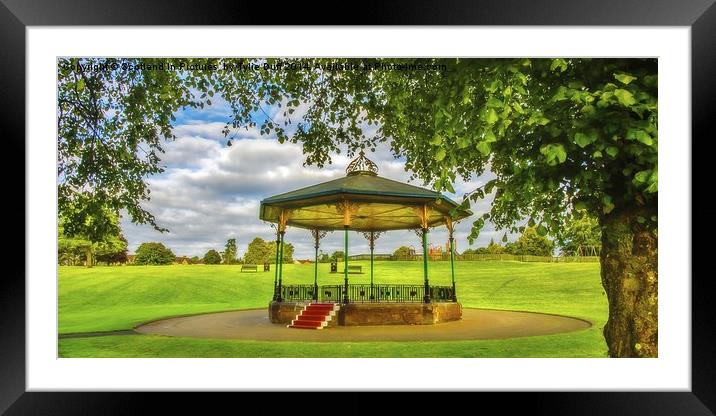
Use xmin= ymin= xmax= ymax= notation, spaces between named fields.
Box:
xmin=3 ymin=0 xmax=712 ymax=413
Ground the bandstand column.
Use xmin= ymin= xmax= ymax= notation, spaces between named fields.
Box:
xmin=276 ymin=209 xmax=290 ymax=302
xmin=273 ymin=227 xmax=280 ymax=301
xmin=370 ymin=237 xmax=374 ymax=299
xmin=416 ymin=204 xmax=432 ymax=303
xmin=277 ymin=230 xmax=285 ymax=302
xmin=337 ymin=201 xmax=358 ymax=304
xmin=310 ymin=228 xmax=329 ymax=302
xmin=361 ymin=231 xmax=382 ymax=301
xmin=446 ymin=217 xmax=457 ymax=302
xmin=314 ymin=242 xmax=319 ymax=301
xmin=343 ymin=225 xmax=349 ymax=304
xmin=422 ymin=226 xmax=430 ymax=303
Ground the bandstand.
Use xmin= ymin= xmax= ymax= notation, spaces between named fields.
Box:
xmin=260 ymin=152 xmax=472 ymax=327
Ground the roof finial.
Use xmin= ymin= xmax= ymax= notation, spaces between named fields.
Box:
xmin=346 ymin=150 xmax=379 ymax=176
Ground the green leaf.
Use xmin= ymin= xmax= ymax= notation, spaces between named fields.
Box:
xmin=592 ymin=150 xmax=602 ymax=158
xmin=634 ymin=170 xmax=651 ymax=184
xmin=476 ymin=141 xmax=491 ymax=156
xmin=537 ymin=225 xmax=548 ymax=236
xmin=636 ymin=131 xmax=653 ymax=146
xmin=486 ymin=97 xmax=504 ymax=108
xmin=602 ymin=195 xmax=615 ymax=214
xmin=484 ymin=129 xmax=497 ymax=143
xmin=614 ymin=73 xmax=637 ymax=85
xmin=539 ymin=143 xmax=567 ymax=165
xmin=76 ymin=79 xmax=85 ymax=92
xmin=605 ymin=146 xmax=619 ymax=157
xmin=614 ymin=89 xmax=636 ymax=106
xmin=445 ymin=181 xmax=455 ymax=193
xmin=435 ymin=148 xmax=447 ymax=161
xmin=429 ymin=134 xmax=443 ymax=146
xmin=574 ymin=132 xmax=595 ymax=148
xmin=550 ymin=58 xmax=568 ymax=73
xmin=501 ymin=232 xmax=508 ymax=242
xmin=486 ymin=108 xmax=499 ymax=124
xmin=457 ymin=136 xmax=470 ymax=149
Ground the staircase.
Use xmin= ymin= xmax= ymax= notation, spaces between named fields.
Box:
xmin=288 ymin=303 xmax=340 ymax=329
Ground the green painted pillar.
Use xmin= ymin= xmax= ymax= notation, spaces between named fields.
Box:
xmin=277 ymin=231 xmax=285 ymax=302
xmin=450 ymin=236 xmax=457 ymax=302
xmin=273 ymin=230 xmax=280 ymax=301
xmin=370 ymin=244 xmax=375 ymax=301
xmin=313 ymin=243 xmax=319 ymax=301
xmin=422 ymin=227 xmax=431 ymax=303
xmin=343 ymin=225 xmax=349 ymax=304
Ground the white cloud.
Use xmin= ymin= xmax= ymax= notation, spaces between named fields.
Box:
xmin=123 ymin=119 xmax=504 ymax=258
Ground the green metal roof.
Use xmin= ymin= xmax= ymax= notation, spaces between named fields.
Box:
xmin=260 ymin=172 xmax=472 ymax=231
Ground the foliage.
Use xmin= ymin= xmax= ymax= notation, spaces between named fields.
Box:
xmin=330 ymin=250 xmax=345 ymax=262
xmin=505 ymin=227 xmax=554 ymax=256
xmin=58 ymin=57 xmax=656 ymax=246
xmin=556 ymin=212 xmax=602 ymax=256
xmin=58 ymin=217 xmax=127 ymax=266
xmin=134 ymin=242 xmax=175 ymax=265
xmin=223 ymin=238 xmax=238 ymax=264
xmin=94 ymin=234 xmax=129 ymax=265
xmin=190 ymin=256 xmax=201 ymax=264
xmin=317 ymin=251 xmax=331 ymax=263
xmin=392 ymin=246 xmax=414 ymax=258
xmin=203 ymin=249 xmax=222 ymax=265
xmin=244 ymin=237 xmax=294 ymax=264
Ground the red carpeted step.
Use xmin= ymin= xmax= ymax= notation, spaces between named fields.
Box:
xmin=288 ymin=303 xmax=338 ymax=330
xmin=301 ymin=310 xmax=331 ymax=317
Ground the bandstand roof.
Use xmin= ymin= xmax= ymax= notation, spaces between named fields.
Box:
xmin=259 ymin=152 xmax=472 ymax=231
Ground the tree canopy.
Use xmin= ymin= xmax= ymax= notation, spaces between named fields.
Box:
xmin=203 ymin=249 xmax=222 ymax=265
xmin=134 ymin=242 xmax=175 ymax=265
xmin=223 ymin=238 xmax=238 ymax=264
xmin=505 ymin=227 xmax=554 ymax=256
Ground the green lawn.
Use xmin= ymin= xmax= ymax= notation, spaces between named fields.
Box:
xmin=58 ymin=260 xmax=608 ymax=357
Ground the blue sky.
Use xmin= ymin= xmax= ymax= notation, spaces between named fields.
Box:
xmin=121 ymin=94 xmax=511 ymax=259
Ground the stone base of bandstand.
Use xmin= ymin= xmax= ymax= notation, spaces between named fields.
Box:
xmin=269 ymin=301 xmax=462 ymax=326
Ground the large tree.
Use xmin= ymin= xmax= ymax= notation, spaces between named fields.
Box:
xmin=57 ymin=58 xmax=657 ymax=357
xmin=557 ymin=211 xmax=602 ymax=256
xmin=134 ymin=242 xmax=175 ymax=265
xmin=223 ymin=238 xmax=238 ymax=264
xmin=505 ymin=227 xmax=554 ymax=256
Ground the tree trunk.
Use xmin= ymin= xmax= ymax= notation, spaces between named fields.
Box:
xmin=600 ymin=206 xmax=658 ymax=357
xmin=85 ymin=248 xmax=93 ymax=268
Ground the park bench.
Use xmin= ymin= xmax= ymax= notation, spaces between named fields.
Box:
xmin=347 ymin=265 xmax=363 ymax=274
xmin=241 ymin=264 xmax=258 ymax=272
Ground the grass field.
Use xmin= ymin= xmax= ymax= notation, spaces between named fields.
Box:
xmin=58 ymin=260 xmax=608 ymax=357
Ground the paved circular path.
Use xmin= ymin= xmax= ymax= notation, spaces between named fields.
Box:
xmin=134 ymin=308 xmax=591 ymax=342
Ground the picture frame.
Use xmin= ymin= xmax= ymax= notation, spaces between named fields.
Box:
xmin=3 ymin=0 xmax=712 ymax=413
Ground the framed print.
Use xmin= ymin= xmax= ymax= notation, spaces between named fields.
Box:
xmin=3 ymin=0 xmax=714 ymax=413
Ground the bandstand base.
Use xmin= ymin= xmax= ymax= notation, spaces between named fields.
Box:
xmin=269 ymin=301 xmax=462 ymax=326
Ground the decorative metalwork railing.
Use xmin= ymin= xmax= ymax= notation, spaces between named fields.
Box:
xmin=277 ymin=284 xmax=456 ymax=303
xmin=320 ymin=285 xmax=343 ymax=302
xmin=347 ymin=284 xmax=423 ymax=303
xmin=429 ymin=285 xmax=456 ymax=302
xmin=280 ymin=285 xmax=316 ymax=301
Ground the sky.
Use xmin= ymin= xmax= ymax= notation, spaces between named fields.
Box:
xmin=121 ymin=94 xmax=511 ymax=259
